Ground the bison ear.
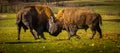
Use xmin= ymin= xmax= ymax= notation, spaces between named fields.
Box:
xmin=62 ymin=9 xmax=64 ymax=13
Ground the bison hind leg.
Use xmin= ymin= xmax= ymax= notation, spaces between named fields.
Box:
xmin=84 ymin=25 xmax=89 ymax=32
xmin=96 ymin=25 xmax=102 ymax=38
xmin=22 ymin=24 xmax=28 ymax=32
xmin=17 ymin=23 xmax=22 ymax=40
xmin=90 ymin=30 xmax=96 ymax=39
xmin=89 ymin=26 xmax=97 ymax=39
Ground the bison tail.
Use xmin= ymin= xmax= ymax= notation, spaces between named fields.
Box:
xmin=16 ymin=13 xmax=28 ymax=32
xmin=16 ymin=14 xmax=22 ymax=24
xmin=98 ymin=14 xmax=102 ymax=26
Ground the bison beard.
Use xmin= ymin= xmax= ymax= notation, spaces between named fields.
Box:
xmin=16 ymin=5 xmax=62 ymax=40
xmin=56 ymin=8 xmax=102 ymax=40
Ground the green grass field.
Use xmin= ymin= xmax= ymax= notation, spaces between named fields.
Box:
xmin=0 ymin=1 xmax=120 ymax=53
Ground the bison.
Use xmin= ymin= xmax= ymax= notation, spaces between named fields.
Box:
xmin=55 ymin=8 xmax=102 ymax=40
xmin=16 ymin=5 xmax=62 ymax=40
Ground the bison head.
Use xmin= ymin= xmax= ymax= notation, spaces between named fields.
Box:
xmin=48 ymin=16 xmax=62 ymax=36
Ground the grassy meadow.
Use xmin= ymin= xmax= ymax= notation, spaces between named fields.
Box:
xmin=0 ymin=1 xmax=120 ymax=53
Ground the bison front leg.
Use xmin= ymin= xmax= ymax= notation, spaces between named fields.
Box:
xmin=29 ymin=27 xmax=39 ymax=40
xmin=67 ymin=33 xmax=80 ymax=40
xmin=67 ymin=32 xmax=78 ymax=40
xmin=24 ymin=22 xmax=39 ymax=40
xmin=36 ymin=27 xmax=46 ymax=40
xmin=40 ymin=33 xmax=46 ymax=40
xmin=25 ymin=24 xmax=38 ymax=40
xmin=67 ymin=30 xmax=73 ymax=40
xmin=67 ymin=33 xmax=72 ymax=40
xmin=67 ymin=34 xmax=72 ymax=40
xmin=66 ymin=25 xmax=78 ymax=40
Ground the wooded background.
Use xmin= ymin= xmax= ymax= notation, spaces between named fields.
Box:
xmin=0 ymin=0 xmax=68 ymax=13
xmin=0 ymin=0 xmax=119 ymax=13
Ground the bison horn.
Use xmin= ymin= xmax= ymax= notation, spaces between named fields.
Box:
xmin=50 ymin=16 xmax=56 ymax=22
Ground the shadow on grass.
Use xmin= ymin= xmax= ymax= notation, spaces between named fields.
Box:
xmin=0 ymin=41 xmax=46 ymax=44
xmin=103 ymin=19 xmax=120 ymax=22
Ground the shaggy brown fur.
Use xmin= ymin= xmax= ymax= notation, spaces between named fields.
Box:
xmin=16 ymin=5 xmax=60 ymax=40
xmin=56 ymin=8 xmax=102 ymax=40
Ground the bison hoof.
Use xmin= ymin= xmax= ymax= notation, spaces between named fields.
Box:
xmin=67 ymin=38 xmax=70 ymax=40
xmin=76 ymin=36 xmax=81 ymax=40
xmin=17 ymin=38 xmax=20 ymax=40
xmin=67 ymin=39 xmax=70 ymax=40
xmin=99 ymin=36 xmax=102 ymax=38
xmin=35 ymin=38 xmax=39 ymax=40
xmin=42 ymin=37 xmax=46 ymax=40
xmin=43 ymin=38 xmax=46 ymax=40
xmin=90 ymin=38 xmax=93 ymax=40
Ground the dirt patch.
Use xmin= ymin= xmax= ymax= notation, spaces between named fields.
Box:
xmin=103 ymin=32 xmax=120 ymax=41
xmin=0 ymin=14 xmax=7 ymax=17
xmin=0 ymin=14 xmax=15 ymax=20
xmin=0 ymin=18 xmax=15 ymax=20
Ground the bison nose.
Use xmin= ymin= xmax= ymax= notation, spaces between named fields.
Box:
xmin=49 ymin=31 xmax=55 ymax=35
xmin=50 ymin=31 xmax=53 ymax=34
